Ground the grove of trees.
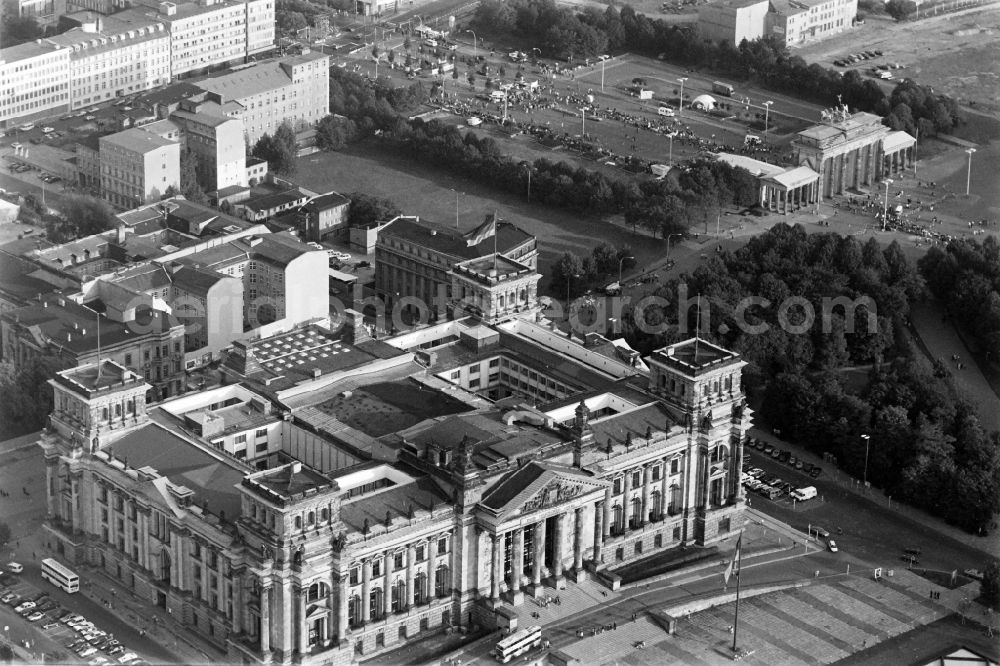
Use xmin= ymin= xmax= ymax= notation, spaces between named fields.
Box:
xmin=919 ymin=236 xmax=1000 ymax=361
xmin=46 ymin=194 xmax=117 ymax=243
xmin=615 ymin=224 xmax=1000 ymax=534
xmin=0 ymin=354 xmax=63 ymax=440
xmin=250 ymin=121 xmax=298 ymax=176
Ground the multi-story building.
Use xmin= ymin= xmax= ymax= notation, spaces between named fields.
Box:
xmin=0 ymin=41 xmax=71 ymax=129
xmin=42 ymin=14 xmax=171 ymax=111
xmin=38 ymin=309 xmax=750 ymax=665
xmin=0 ymin=292 xmax=186 ymax=400
xmin=195 ymin=50 xmax=330 ymax=144
xmin=99 ymin=128 xmax=181 ymax=208
xmin=119 ymin=0 xmax=251 ymax=79
xmin=697 ymin=0 xmax=857 ymax=46
xmin=767 ymin=0 xmax=858 ymax=46
xmin=697 ymin=0 xmax=771 ymax=47
xmin=299 ymin=192 xmax=351 ymax=242
xmin=16 ymin=0 xmax=67 ymax=26
xmin=170 ymin=109 xmax=247 ymax=191
xmin=375 ymin=215 xmax=538 ymax=318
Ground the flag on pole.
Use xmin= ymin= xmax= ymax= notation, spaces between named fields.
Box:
xmin=464 ymin=214 xmax=497 ymax=247
xmin=723 ymin=533 xmax=742 ymax=585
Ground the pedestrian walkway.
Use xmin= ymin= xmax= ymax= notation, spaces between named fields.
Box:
xmin=559 ymin=571 xmax=957 ymax=665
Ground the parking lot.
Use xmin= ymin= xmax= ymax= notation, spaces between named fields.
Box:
xmin=1 ymin=566 xmax=148 ymax=665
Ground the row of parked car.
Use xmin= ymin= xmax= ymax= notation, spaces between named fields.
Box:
xmin=833 ymin=49 xmax=884 ymax=66
xmin=747 ymin=438 xmax=823 ymax=479
xmin=1 ymin=565 xmax=145 ymax=666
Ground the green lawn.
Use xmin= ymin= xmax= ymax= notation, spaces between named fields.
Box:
xmin=293 ymin=141 xmax=668 ymax=293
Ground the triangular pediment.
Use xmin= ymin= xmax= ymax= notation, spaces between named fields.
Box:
xmin=479 ymin=462 xmax=608 ymax=521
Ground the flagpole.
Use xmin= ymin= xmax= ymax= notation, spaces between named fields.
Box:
xmin=732 ymin=533 xmax=743 ymax=654
xmin=694 ymin=294 xmax=701 ymax=361
xmin=493 ymin=210 xmax=498 ymax=271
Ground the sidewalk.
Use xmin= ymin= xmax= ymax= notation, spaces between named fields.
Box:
xmin=748 ymin=426 xmax=1000 ymax=558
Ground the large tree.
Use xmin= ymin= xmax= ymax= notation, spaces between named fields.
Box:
xmin=49 ymin=194 xmax=117 ymax=241
xmin=316 ymin=115 xmax=356 ymax=151
xmin=251 ymin=121 xmax=297 ymax=175
xmin=0 ymin=354 xmax=65 ymax=439
xmin=346 ymin=192 xmax=400 ymax=228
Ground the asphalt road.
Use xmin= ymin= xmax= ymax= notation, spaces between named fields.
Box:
xmin=743 ymin=437 xmax=992 ymax=573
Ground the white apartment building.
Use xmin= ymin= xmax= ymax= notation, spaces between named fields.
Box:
xmin=196 ymin=50 xmax=329 ymax=144
xmin=99 ymin=128 xmax=181 ymax=208
xmin=41 ymin=15 xmax=171 ymax=111
xmin=768 ymin=0 xmax=858 ymax=46
xmin=121 ymin=0 xmax=275 ymax=79
xmin=0 ymin=42 xmax=71 ymax=128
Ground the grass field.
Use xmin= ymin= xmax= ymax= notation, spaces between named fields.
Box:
xmin=294 ymin=142 xmax=670 ymax=292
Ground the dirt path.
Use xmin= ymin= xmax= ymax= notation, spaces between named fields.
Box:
xmin=910 ymin=301 xmax=1000 ymax=432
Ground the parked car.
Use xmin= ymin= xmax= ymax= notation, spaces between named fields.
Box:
xmin=827 ymin=540 xmax=839 ymax=552
xmin=76 ymin=647 xmax=97 ymax=658
xmin=809 ymin=467 xmax=823 ymax=479
xmin=778 ymin=450 xmax=791 ymax=463
xmin=7 ymin=562 xmax=23 ymax=573
xmin=763 ymin=444 xmax=774 ymax=455
xmin=14 ymin=601 xmax=36 ymax=612
xmin=26 ymin=611 xmax=45 ymax=622
xmin=794 ymin=460 xmax=804 ymax=470
xmin=1 ymin=593 xmax=19 ymax=604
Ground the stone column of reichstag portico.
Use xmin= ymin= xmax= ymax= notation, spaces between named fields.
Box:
xmin=279 ymin=579 xmax=294 ymax=654
xmin=426 ymin=538 xmax=436 ymax=601
xmin=641 ymin=465 xmax=652 ymax=526
xmin=509 ymin=528 xmax=525 ymax=604
xmin=570 ymin=507 xmax=587 ymax=583
xmin=297 ymin=587 xmax=307 ymax=655
xmin=260 ymin=582 xmax=271 ymax=654
xmin=602 ymin=487 xmax=612 ymax=540
xmin=660 ymin=458 xmax=669 ymax=518
xmin=382 ymin=553 xmax=391 ymax=617
xmin=592 ymin=501 xmax=604 ymax=566
xmin=361 ymin=560 xmax=371 ymax=623
xmin=622 ymin=468 xmax=632 ymax=530
xmin=529 ymin=521 xmax=545 ymax=597
xmin=405 ymin=544 xmax=415 ymax=610
xmin=491 ymin=533 xmax=503 ymax=604
xmin=337 ymin=574 xmax=348 ymax=643
xmin=549 ymin=514 xmax=567 ymax=589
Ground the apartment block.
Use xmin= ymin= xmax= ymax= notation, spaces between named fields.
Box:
xmin=99 ymin=128 xmax=181 ymax=208
xmin=120 ymin=0 xmax=275 ymax=79
xmin=41 ymin=14 xmax=171 ymax=111
xmin=196 ymin=50 xmax=329 ymax=144
xmin=0 ymin=42 xmax=71 ymax=128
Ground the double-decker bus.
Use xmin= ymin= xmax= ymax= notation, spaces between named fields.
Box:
xmin=41 ymin=558 xmax=80 ymax=593
xmin=495 ymin=625 xmax=542 ymax=663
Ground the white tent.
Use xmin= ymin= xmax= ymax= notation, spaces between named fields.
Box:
xmin=691 ymin=94 xmax=717 ymax=111
xmin=0 ymin=198 xmax=19 ymax=224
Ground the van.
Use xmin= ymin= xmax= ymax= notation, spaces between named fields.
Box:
xmin=423 ymin=39 xmax=438 ymax=48
xmin=790 ymin=486 xmax=817 ymax=501
xmin=657 ymin=106 xmax=675 ymax=117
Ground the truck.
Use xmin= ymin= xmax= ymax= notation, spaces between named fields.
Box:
xmin=712 ymin=81 xmax=735 ymax=96
xmin=790 ymin=486 xmax=817 ymax=501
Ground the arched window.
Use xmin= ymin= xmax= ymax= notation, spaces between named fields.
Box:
xmin=414 ymin=572 xmax=427 ymax=605
xmin=629 ymin=497 xmax=642 ymax=529
xmin=294 ymin=516 xmax=302 ymax=530
xmin=307 ymin=582 xmax=328 ymax=602
xmin=612 ymin=503 xmax=624 ymax=533
xmin=115 ymin=403 xmax=122 ymax=417
xmin=650 ymin=490 xmax=662 ymax=522
xmin=307 ymin=511 xmax=315 ymax=526
xmin=669 ymin=483 xmax=682 ymax=515
xmin=102 ymin=407 xmax=109 ymax=420
xmin=320 ymin=508 xmax=328 ymax=522
xmin=159 ymin=550 xmax=171 ymax=585
xmin=391 ymin=579 xmax=406 ymax=612
xmin=370 ymin=587 xmax=384 ymax=620
xmin=348 ymin=594 xmax=362 ymax=627
xmin=434 ymin=565 xmax=449 ymax=598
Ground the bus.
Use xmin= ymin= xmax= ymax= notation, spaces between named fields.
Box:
xmin=495 ymin=625 xmax=542 ymax=663
xmin=41 ymin=558 xmax=79 ymax=593
xmin=712 ymin=81 xmax=735 ymax=96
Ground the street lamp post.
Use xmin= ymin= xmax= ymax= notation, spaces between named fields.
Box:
xmin=523 ymin=164 xmax=532 ymax=203
xmin=465 ymin=29 xmax=477 ymax=58
xmin=566 ymin=273 xmax=581 ymax=321
xmin=668 ymin=131 xmax=674 ymax=166
xmin=965 ymin=147 xmax=976 ymax=195
xmin=677 ymin=77 xmax=688 ymax=117
xmin=860 ymin=434 xmax=871 ymax=493
xmin=666 ymin=233 xmax=683 ymax=257
xmin=581 ymin=106 xmax=586 ymax=136
xmin=601 ymin=57 xmax=605 ymax=92
xmin=618 ymin=255 xmax=635 ymax=287
xmin=881 ymin=178 xmax=893 ymax=231
xmin=762 ymin=100 xmax=773 ymax=143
